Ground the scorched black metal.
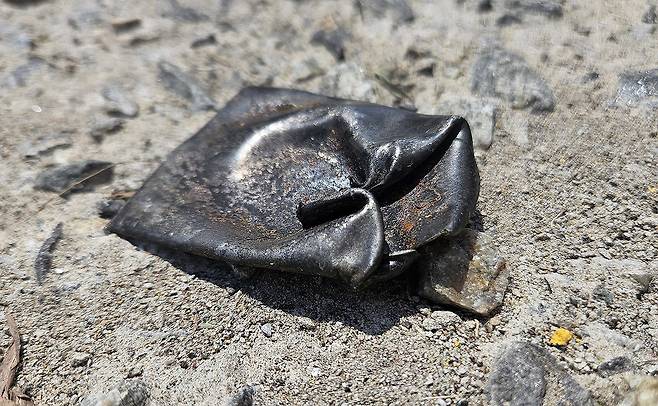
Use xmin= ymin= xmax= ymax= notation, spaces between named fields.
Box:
xmin=109 ymin=87 xmax=505 ymax=315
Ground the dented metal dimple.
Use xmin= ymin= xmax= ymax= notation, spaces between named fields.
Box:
xmin=108 ymin=87 xmax=507 ymax=315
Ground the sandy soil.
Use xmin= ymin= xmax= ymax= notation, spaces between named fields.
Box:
xmin=1 ymin=0 xmax=657 ymax=405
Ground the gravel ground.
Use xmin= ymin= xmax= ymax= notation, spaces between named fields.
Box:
xmin=1 ymin=0 xmax=657 ymax=405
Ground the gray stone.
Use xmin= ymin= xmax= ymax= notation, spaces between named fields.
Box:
xmin=164 ymin=0 xmax=209 ymax=22
xmin=158 ymin=61 xmax=217 ymax=111
xmin=471 ymin=47 xmax=555 ymax=112
xmin=34 ymin=160 xmax=113 ymax=194
xmin=2 ymin=55 xmax=46 ymax=88
xmin=642 ymin=5 xmax=657 ymax=24
xmin=127 ymin=366 xmax=143 ymax=378
xmin=98 ymin=198 xmax=127 ymax=219
xmin=415 ymin=230 xmax=509 ymax=316
xmin=311 ymin=27 xmax=349 ymax=61
xmin=421 ymin=310 xmax=461 ymax=331
xmin=615 ymin=69 xmax=658 ymax=108
xmin=90 ymin=118 xmax=125 ymax=142
xmin=81 ymin=380 xmax=149 ymax=406
xmin=102 ymin=84 xmax=139 ymax=118
xmin=434 ymin=98 xmax=496 ymax=150
xmin=18 ymin=130 xmax=72 ymax=158
xmin=505 ymin=0 xmax=563 ymax=19
xmin=596 ymin=356 xmax=634 ymax=377
xmin=260 ymin=323 xmax=273 ymax=338
xmin=70 ymin=351 xmax=91 ymax=367
xmin=357 ymin=0 xmax=414 ymax=24
xmin=486 ymin=341 xmax=593 ymax=406
xmin=227 ymin=385 xmax=254 ymax=406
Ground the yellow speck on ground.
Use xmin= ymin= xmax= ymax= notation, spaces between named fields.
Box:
xmin=549 ymin=327 xmax=574 ymax=346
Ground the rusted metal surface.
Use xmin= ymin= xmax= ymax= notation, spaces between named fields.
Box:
xmin=109 ymin=87 xmax=504 ymax=314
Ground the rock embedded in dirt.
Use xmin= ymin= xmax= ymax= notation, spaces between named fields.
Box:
xmin=260 ymin=323 xmax=272 ymax=338
xmin=311 ymin=27 xmax=349 ymax=61
xmin=596 ymin=356 xmax=634 ymax=377
xmin=486 ymin=341 xmax=592 ymax=405
xmin=190 ymin=34 xmax=217 ymax=49
xmin=157 ymin=61 xmax=217 ymax=111
xmin=414 ymin=230 xmax=509 ymax=316
xmin=434 ymin=98 xmax=496 ymax=150
xmin=18 ymin=130 xmax=72 ymax=158
xmin=357 ymin=0 xmax=415 ymax=25
xmin=164 ymin=0 xmax=209 ymax=22
xmin=421 ymin=310 xmax=461 ymax=331
xmin=643 ymin=5 xmax=657 ymax=24
xmin=504 ymin=0 xmax=563 ymax=19
xmin=227 ymin=385 xmax=255 ymax=406
xmin=111 ymin=18 xmax=142 ymax=33
xmin=97 ymin=198 xmax=127 ymax=219
xmin=320 ymin=62 xmax=380 ymax=103
xmin=70 ymin=352 xmax=91 ymax=368
xmin=102 ymin=84 xmax=139 ymax=118
xmin=80 ymin=380 xmax=149 ymax=406
xmin=471 ymin=47 xmax=556 ymax=112
xmin=90 ymin=117 xmax=125 ymax=142
xmin=615 ymin=69 xmax=658 ymax=108
xmin=34 ymin=160 xmax=114 ymax=194
xmin=2 ymin=55 xmax=46 ymax=88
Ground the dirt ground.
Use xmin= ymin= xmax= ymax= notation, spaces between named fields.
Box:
xmin=1 ymin=0 xmax=657 ymax=405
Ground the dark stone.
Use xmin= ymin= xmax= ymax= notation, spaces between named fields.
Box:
xmin=615 ymin=69 xmax=658 ymax=108
xmin=111 ymin=19 xmax=142 ymax=33
xmin=191 ymin=34 xmax=217 ymax=49
xmin=596 ymin=356 xmax=634 ymax=377
xmin=158 ymin=61 xmax=217 ymax=111
xmin=642 ymin=5 xmax=656 ymax=24
xmin=582 ymin=71 xmax=599 ymax=83
xmin=18 ymin=130 xmax=72 ymax=158
xmin=34 ymin=160 xmax=114 ymax=194
xmin=81 ymin=380 xmax=149 ymax=406
xmin=3 ymin=56 xmax=46 ymax=88
xmin=414 ymin=229 xmax=508 ymax=316
xmin=486 ymin=341 xmax=592 ymax=406
xmin=496 ymin=13 xmax=523 ymax=26
xmin=505 ymin=0 xmax=563 ymax=19
xmin=592 ymin=284 xmax=614 ymax=305
xmin=471 ymin=46 xmax=555 ymax=112
xmin=163 ymin=0 xmax=209 ymax=22
xmin=98 ymin=199 xmax=127 ymax=219
xmin=34 ymin=222 xmax=63 ymax=285
xmin=311 ymin=27 xmax=349 ymax=61
xmin=109 ymin=87 xmax=484 ymax=310
xmin=478 ymin=0 xmax=493 ymax=12
xmin=227 ymin=385 xmax=254 ymax=406
xmin=2 ymin=0 xmax=48 ymax=7
xmin=417 ymin=64 xmax=435 ymax=77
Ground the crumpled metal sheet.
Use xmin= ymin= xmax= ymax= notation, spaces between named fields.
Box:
xmin=109 ymin=87 xmax=507 ymax=314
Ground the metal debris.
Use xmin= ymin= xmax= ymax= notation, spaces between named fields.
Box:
xmin=109 ymin=87 xmax=505 ymax=315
